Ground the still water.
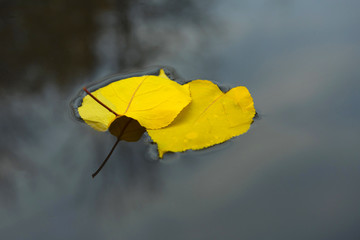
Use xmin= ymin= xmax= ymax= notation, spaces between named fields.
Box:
xmin=1 ymin=0 xmax=360 ymax=239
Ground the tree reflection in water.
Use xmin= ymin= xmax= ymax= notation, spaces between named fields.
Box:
xmin=0 ymin=0 xmax=214 ymax=92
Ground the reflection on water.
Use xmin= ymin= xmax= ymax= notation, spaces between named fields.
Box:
xmin=0 ymin=0 xmax=214 ymax=92
xmin=1 ymin=0 xmax=360 ymax=239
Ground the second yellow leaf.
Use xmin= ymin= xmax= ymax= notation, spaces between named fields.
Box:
xmin=147 ymin=80 xmax=256 ymax=158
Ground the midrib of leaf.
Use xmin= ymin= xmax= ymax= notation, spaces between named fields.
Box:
xmin=123 ymin=76 xmax=148 ymax=115
xmin=194 ymin=94 xmax=224 ymax=124
xmin=83 ymin=87 xmax=120 ymax=116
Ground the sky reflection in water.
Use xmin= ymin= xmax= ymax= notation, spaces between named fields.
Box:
xmin=1 ymin=0 xmax=360 ymax=239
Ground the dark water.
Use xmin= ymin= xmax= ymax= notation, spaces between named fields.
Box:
xmin=1 ymin=0 xmax=360 ymax=239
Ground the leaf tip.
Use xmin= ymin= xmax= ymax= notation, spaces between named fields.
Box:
xmin=158 ymin=69 xmax=170 ymax=80
xmin=158 ymin=149 xmax=165 ymax=158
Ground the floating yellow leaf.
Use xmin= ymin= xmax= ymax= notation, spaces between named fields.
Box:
xmin=147 ymin=80 xmax=256 ymax=158
xmin=70 ymin=67 xmax=256 ymax=176
xmin=77 ymin=69 xmax=191 ymax=131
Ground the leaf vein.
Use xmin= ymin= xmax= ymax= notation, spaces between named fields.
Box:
xmin=194 ymin=94 xmax=224 ymax=124
xmin=123 ymin=76 xmax=148 ymax=115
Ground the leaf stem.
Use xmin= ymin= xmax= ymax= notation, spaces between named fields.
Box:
xmin=83 ymin=87 xmax=120 ymax=116
xmin=92 ymin=138 xmax=121 ymax=178
xmin=91 ymin=118 xmax=133 ymax=178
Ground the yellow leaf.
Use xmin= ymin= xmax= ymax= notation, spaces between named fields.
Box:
xmin=147 ymin=80 xmax=256 ymax=158
xmin=77 ymin=69 xmax=191 ymax=131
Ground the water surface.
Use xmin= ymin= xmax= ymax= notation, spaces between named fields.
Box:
xmin=1 ymin=0 xmax=360 ymax=239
